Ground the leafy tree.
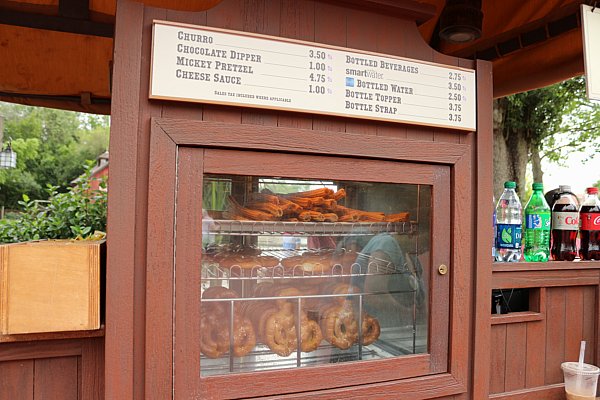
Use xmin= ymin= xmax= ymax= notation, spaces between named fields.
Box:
xmin=494 ymin=76 xmax=600 ymax=200
xmin=0 ymin=102 xmax=109 ymax=209
xmin=0 ymin=166 xmax=107 ymax=243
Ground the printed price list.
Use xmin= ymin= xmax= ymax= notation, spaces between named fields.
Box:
xmin=151 ymin=22 xmax=476 ymax=130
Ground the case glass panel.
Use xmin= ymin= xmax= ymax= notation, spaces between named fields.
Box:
xmin=200 ymin=174 xmax=431 ymax=376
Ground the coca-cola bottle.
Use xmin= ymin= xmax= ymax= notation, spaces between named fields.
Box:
xmin=579 ymin=187 xmax=600 ymax=261
xmin=551 ymin=185 xmax=580 ymax=261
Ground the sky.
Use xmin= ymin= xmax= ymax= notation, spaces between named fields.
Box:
xmin=542 ymin=149 xmax=599 ymax=195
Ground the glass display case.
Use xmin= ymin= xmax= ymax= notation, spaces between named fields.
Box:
xmin=199 ymin=174 xmax=431 ymax=376
xmin=148 ymin=143 xmax=454 ymax=398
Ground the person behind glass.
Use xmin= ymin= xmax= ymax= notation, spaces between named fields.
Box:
xmin=202 ymin=209 xmax=216 ymax=247
xmin=342 ymin=234 xmax=425 ymax=319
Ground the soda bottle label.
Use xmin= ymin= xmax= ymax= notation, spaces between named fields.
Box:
xmin=525 ymin=213 xmax=550 ymax=230
xmin=496 ymin=223 xmax=522 ymax=249
xmin=580 ymin=213 xmax=600 ymax=230
xmin=551 ymin=212 xmax=579 ymax=230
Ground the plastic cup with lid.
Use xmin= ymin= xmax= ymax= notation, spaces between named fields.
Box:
xmin=561 ymin=361 xmax=600 ymax=400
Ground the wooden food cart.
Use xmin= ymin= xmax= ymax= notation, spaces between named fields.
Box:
xmin=0 ymin=1 xmax=598 ymax=399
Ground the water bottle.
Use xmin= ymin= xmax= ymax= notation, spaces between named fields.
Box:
xmin=523 ymin=182 xmax=551 ymax=262
xmin=495 ymin=181 xmax=522 ymax=262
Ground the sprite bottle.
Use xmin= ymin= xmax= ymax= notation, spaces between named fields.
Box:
xmin=523 ymin=182 xmax=551 ymax=262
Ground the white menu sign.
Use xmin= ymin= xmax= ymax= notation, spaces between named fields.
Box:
xmin=150 ymin=21 xmax=477 ymax=131
xmin=582 ymin=4 xmax=600 ymax=101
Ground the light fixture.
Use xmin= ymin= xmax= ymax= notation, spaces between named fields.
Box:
xmin=439 ymin=0 xmax=483 ymax=43
xmin=0 ymin=143 xmax=17 ymax=169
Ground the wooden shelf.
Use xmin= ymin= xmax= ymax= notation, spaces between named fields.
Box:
xmin=491 ymin=311 xmax=544 ymax=325
xmin=0 ymin=325 xmax=105 ymax=343
xmin=493 ymin=260 xmax=600 ymax=272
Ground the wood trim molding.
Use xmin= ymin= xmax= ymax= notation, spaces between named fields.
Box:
xmin=492 ymin=269 xmax=600 ymax=289
xmin=0 ymin=8 xmax=114 ymax=37
xmin=153 ymin=118 xmax=469 ymax=165
xmin=488 ymin=382 xmax=565 ymax=400
xmin=321 ymin=0 xmax=437 ymax=24
xmin=490 ymin=312 xmax=544 ymax=325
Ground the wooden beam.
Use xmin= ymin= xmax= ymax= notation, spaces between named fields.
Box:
xmin=322 ymin=0 xmax=437 ymax=24
xmin=0 ymin=9 xmax=113 ymax=38
xmin=59 ymin=0 xmax=90 ymax=20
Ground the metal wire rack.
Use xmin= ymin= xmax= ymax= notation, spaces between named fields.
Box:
xmin=206 ymin=220 xmax=416 ymax=237
xmin=200 ymin=289 xmax=423 ymax=376
xmin=201 ymin=254 xmax=412 ymax=281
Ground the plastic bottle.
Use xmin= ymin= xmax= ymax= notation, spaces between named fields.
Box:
xmin=579 ymin=187 xmax=600 ymax=260
xmin=523 ymin=182 xmax=551 ymax=262
xmin=551 ymin=185 xmax=580 ymax=261
xmin=495 ymin=181 xmax=522 ymax=262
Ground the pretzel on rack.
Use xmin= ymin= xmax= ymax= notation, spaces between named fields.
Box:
xmin=200 ymin=286 xmax=256 ymax=359
xmin=361 ymin=313 xmax=381 ymax=346
xmin=263 ymin=302 xmax=298 ymax=357
xmin=319 ymin=302 xmax=359 ymax=350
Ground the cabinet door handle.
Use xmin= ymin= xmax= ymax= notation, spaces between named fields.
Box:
xmin=438 ymin=264 xmax=448 ymax=275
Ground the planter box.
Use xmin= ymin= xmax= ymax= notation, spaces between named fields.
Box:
xmin=0 ymin=240 xmax=104 ymax=335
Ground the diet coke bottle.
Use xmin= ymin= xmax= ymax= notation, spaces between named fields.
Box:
xmin=579 ymin=187 xmax=600 ymax=260
xmin=551 ymin=185 xmax=580 ymax=261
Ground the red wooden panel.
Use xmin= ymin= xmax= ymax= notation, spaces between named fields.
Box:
xmin=564 ymin=286 xmax=585 ymax=362
xmin=105 ymin=2 xmax=145 ymax=398
xmin=344 ymin=8 xmax=378 ymax=136
xmin=174 ymin=147 xmax=204 ymax=400
xmin=312 ymin=1 xmax=346 ymax=133
xmin=490 ymin=324 xmax=506 ymax=394
xmin=161 ymin=10 xmax=208 ymax=121
xmin=374 ymin=15 xmax=408 ymax=139
xmin=0 ymin=359 xmax=33 ymax=400
xmin=525 ymin=319 xmax=547 ymax=388
xmin=448 ymin=139 xmax=472 ymax=389
xmin=34 ymin=356 xmax=78 ymax=400
xmin=504 ymin=323 xmax=527 ymax=391
xmin=145 ymin=120 xmax=177 ymax=399
xmin=139 ymin=9 xmax=169 ymax=400
xmin=81 ymin=338 xmax=105 ymax=400
xmin=203 ymin=149 xmax=441 ymax=185
xmin=278 ymin=0 xmax=314 ymax=130
xmin=157 ymin=118 xmax=469 ymax=165
xmin=488 ymin=383 xmax=566 ymax=400
xmin=582 ymin=285 xmax=597 ymax=365
xmin=204 ymin=0 xmax=245 ymax=123
xmin=472 ymin=59 xmax=494 ymax=400
xmin=544 ymin=287 xmax=566 ymax=385
xmin=240 ymin=0 xmax=280 ymax=127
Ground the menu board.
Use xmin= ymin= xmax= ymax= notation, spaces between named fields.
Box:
xmin=150 ymin=21 xmax=476 ymax=131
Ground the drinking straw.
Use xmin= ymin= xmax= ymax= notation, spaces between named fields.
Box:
xmin=579 ymin=341 xmax=586 ymax=367
xmin=576 ymin=340 xmax=586 ymax=393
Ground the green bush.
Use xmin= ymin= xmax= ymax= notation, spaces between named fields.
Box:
xmin=0 ymin=168 xmax=107 ymax=243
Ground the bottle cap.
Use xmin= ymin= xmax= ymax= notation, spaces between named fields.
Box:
xmin=504 ymin=181 xmax=516 ymax=189
xmin=587 ymin=187 xmax=599 ymax=194
xmin=532 ymin=182 xmax=544 ymax=191
xmin=559 ymin=185 xmax=572 ymax=193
